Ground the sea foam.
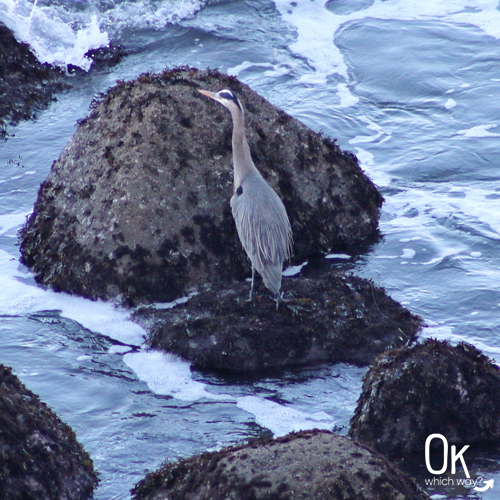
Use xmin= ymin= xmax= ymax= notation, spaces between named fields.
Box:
xmin=0 ymin=248 xmax=333 ymax=436
xmin=0 ymin=0 xmax=206 ymax=70
xmin=272 ymin=0 xmax=500 ymax=104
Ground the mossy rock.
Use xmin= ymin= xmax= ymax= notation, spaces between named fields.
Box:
xmin=131 ymin=429 xmax=429 ymax=500
xmin=20 ymin=66 xmax=382 ymax=305
xmin=349 ymin=339 xmax=500 ymax=455
xmin=135 ymin=271 xmax=422 ymax=372
xmin=0 ymin=364 xmax=98 ymax=499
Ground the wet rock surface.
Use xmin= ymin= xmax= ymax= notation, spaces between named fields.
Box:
xmin=348 ymin=339 xmax=500 ymax=455
xmin=20 ymin=66 xmax=383 ymax=305
xmin=67 ymin=43 xmax=127 ymax=74
xmin=134 ymin=271 xmax=422 ymax=372
xmin=0 ymin=22 xmax=69 ymax=134
xmin=131 ymin=429 xmax=430 ymax=500
xmin=0 ymin=364 xmax=98 ymax=500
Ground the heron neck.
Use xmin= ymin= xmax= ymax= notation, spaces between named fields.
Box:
xmin=231 ymin=108 xmax=259 ymax=189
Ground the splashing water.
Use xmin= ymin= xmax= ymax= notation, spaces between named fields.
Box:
xmin=0 ymin=0 xmax=207 ymax=70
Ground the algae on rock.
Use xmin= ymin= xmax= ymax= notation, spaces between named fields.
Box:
xmin=0 ymin=364 xmax=98 ymax=500
xmin=20 ymin=67 xmax=382 ymax=305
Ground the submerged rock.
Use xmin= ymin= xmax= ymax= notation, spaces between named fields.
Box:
xmin=0 ymin=364 xmax=98 ymax=499
xmin=131 ymin=429 xmax=429 ymax=500
xmin=67 ymin=43 xmax=126 ymax=74
xmin=134 ymin=271 xmax=422 ymax=372
xmin=348 ymin=339 xmax=500 ymax=455
xmin=0 ymin=22 xmax=70 ymax=133
xmin=20 ymin=66 xmax=382 ymax=305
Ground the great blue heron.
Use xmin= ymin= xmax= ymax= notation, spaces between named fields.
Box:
xmin=199 ymin=89 xmax=293 ymax=305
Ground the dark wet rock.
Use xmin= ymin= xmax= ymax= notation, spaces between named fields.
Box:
xmin=0 ymin=364 xmax=98 ymax=499
xmin=19 ymin=66 xmax=383 ymax=305
xmin=0 ymin=22 xmax=70 ymax=133
xmin=131 ymin=429 xmax=430 ymax=500
xmin=67 ymin=43 xmax=126 ymax=74
xmin=134 ymin=271 xmax=422 ymax=372
xmin=348 ymin=339 xmax=500 ymax=455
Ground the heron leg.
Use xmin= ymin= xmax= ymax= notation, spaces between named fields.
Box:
xmin=249 ymin=266 xmax=255 ymax=303
xmin=275 ymin=291 xmax=284 ymax=310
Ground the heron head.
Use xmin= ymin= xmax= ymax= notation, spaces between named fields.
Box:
xmin=198 ymin=89 xmax=242 ymax=112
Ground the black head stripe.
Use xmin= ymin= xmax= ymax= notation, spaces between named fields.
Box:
xmin=219 ymin=90 xmax=241 ymax=110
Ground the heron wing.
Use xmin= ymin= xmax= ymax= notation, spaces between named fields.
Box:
xmin=231 ymin=175 xmax=292 ymax=294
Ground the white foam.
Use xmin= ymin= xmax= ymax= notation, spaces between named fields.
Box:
xmin=383 ymin=183 xmax=500 ymax=241
xmin=457 ymin=124 xmax=500 ymax=137
xmin=273 ymin=0 xmax=347 ymax=83
xmin=227 ymin=61 xmax=274 ymax=77
xmin=236 ymin=395 xmax=334 ymax=437
xmin=0 ymin=0 xmax=206 ymax=70
xmin=109 ymin=345 xmax=134 ymax=354
xmin=0 ymin=212 xmax=29 ymax=236
xmin=102 ymin=0 xmax=206 ymax=31
xmin=263 ymin=65 xmax=293 ymax=79
xmin=445 ymin=98 xmax=457 ymax=109
xmin=122 ymin=350 xmax=336 ymax=436
xmin=149 ymin=294 xmax=195 ymax=310
xmin=0 ymin=249 xmax=145 ymax=346
xmin=401 ymin=248 xmax=416 ymax=260
xmin=325 ymin=253 xmax=350 ymax=260
xmin=337 ymin=83 xmax=359 ymax=107
xmin=123 ymin=350 xmax=226 ymax=402
xmin=349 ymin=116 xmax=387 ymax=144
xmin=353 ymin=147 xmax=391 ymax=187
xmin=272 ymin=0 xmax=500 ymax=104
xmin=1 ymin=1 xmax=109 ymax=71
xmin=0 ymin=250 xmax=336 ymax=433
xmin=283 ymin=262 xmax=307 ymax=276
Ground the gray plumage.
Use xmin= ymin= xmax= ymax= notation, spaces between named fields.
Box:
xmin=199 ymin=88 xmax=293 ymax=300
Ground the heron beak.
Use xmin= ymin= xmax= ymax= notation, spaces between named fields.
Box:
xmin=198 ymin=89 xmax=219 ymax=102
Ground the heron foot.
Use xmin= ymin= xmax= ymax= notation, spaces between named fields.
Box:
xmin=275 ymin=291 xmax=292 ymax=310
xmin=275 ymin=294 xmax=307 ymax=315
xmin=285 ymin=303 xmax=307 ymax=315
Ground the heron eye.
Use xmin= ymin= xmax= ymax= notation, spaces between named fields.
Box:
xmin=236 ymin=185 xmax=243 ymax=195
xmin=219 ymin=91 xmax=234 ymax=100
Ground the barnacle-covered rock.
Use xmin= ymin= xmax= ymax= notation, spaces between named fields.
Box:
xmin=349 ymin=339 xmax=500 ymax=455
xmin=134 ymin=271 xmax=422 ymax=372
xmin=20 ymin=66 xmax=382 ymax=305
xmin=131 ymin=429 xmax=429 ymax=500
xmin=0 ymin=364 xmax=98 ymax=499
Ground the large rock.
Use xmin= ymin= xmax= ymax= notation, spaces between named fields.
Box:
xmin=0 ymin=364 xmax=98 ymax=499
xmin=135 ymin=271 xmax=422 ymax=372
xmin=349 ymin=339 xmax=500 ymax=455
xmin=19 ymin=67 xmax=382 ymax=305
xmin=131 ymin=429 xmax=429 ymax=500
xmin=0 ymin=22 xmax=69 ymax=133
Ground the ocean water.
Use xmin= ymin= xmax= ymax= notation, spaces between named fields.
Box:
xmin=1 ymin=0 xmax=500 ymax=498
